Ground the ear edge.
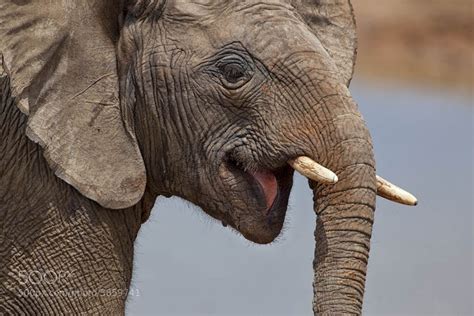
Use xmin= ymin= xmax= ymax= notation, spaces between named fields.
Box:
xmin=25 ymin=125 xmax=146 ymax=210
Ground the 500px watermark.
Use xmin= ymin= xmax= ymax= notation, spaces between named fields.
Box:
xmin=18 ymin=287 xmax=141 ymax=299
xmin=15 ymin=270 xmax=141 ymax=298
xmin=17 ymin=270 xmax=72 ymax=285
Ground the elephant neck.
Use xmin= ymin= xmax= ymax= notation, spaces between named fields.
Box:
xmin=0 ymin=65 xmax=148 ymax=314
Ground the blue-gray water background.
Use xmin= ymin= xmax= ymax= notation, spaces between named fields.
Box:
xmin=127 ymin=79 xmax=473 ymax=316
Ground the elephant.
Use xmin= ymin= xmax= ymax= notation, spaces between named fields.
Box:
xmin=0 ymin=0 xmax=417 ymax=314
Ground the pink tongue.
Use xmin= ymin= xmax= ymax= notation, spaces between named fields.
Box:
xmin=252 ymin=170 xmax=278 ymax=211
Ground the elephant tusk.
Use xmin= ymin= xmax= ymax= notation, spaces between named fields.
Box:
xmin=288 ymin=156 xmax=338 ymax=184
xmin=288 ymin=157 xmax=417 ymax=205
xmin=376 ymin=175 xmax=418 ymax=206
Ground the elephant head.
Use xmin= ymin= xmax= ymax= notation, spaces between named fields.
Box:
xmin=0 ymin=0 xmax=416 ymax=313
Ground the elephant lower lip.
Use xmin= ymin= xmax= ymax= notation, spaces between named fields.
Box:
xmin=218 ymin=157 xmax=293 ymax=243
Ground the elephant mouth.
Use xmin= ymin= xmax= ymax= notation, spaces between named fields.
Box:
xmin=218 ymin=153 xmax=294 ymax=243
xmin=251 ymin=169 xmax=279 ymax=212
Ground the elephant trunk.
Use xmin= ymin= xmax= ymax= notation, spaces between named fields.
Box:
xmin=308 ymin=86 xmax=376 ymax=315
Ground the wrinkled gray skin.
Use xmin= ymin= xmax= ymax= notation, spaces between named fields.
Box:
xmin=0 ymin=0 xmax=375 ymax=315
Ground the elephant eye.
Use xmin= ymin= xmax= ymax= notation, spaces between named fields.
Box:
xmin=216 ymin=56 xmax=253 ymax=89
xmin=220 ymin=63 xmax=246 ymax=83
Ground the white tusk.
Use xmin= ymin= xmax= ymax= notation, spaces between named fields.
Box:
xmin=288 ymin=156 xmax=338 ymax=184
xmin=376 ymin=175 xmax=418 ymax=206
xmin=288 ymin=157 xmax=417 ymax=205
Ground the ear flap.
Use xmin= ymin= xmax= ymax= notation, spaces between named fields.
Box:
xmin=292 ymin=0 xmax=357 ymax=86
xmin=0 ymin=1 xmax=146 ymax=209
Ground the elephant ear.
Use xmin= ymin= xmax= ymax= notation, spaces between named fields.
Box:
xmin=292 ymin=0 xmax=357 ymax=86
xmin=0 ymin=1 xmax=146 ymax=209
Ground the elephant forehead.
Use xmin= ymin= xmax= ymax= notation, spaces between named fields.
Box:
xmin=166 ymin=0 xmax=293 ymax=22
xmin=164 ymin=2 xmax=332 ymax=73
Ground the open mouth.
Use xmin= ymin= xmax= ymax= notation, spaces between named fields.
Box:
xmin=222 ymin=154 xmax=293 ymax=216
